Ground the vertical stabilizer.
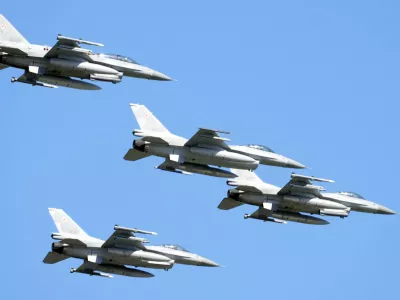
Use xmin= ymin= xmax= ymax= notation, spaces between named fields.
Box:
xmin=0 ymin=14 xmax=29 ymax=44
xmin=130 ymin=103 xmax=169 ymax=133
xmin=48 ymin=208 xmax=88 ymax=237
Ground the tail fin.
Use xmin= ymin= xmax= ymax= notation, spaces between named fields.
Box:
xmin=48 ymin=208 xmax=88 ymax=237
xmin=230 ymin=169 xmax=263 ymax=183
xmin=130 ymin=103 xmax=169 ymax=133
xmin=0 ymin=14 xmax=29 ymax=44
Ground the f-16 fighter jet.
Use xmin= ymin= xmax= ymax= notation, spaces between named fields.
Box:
xmin=0 ymin=15 xmax=171 ymax=90
xmin=218 ymin=170 xmax=396 ymax=225
xmin=43 ymin=208 xmax=219 ymax=278
xmin=124 ymin=104 xmax=305 ymax=178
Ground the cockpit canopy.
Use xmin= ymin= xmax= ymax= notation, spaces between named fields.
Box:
xmin=338 ymin=191 xmax=365 ymax=199
xmin=161 ymin=244 xmax=189 ymax=252
xmin=98 ymin=53 xmax=140 ymax=64
xmin=245 ymin=144 xmax=275 ymax=153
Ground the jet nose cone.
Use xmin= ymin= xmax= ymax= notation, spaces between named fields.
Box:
xmin=286 ymin=158 xmax=306 ymax=169
xmin=200 ymin=258 xmax=220 ymax=267
xmin=376 ymin=205 xmax=396 ymax=215
xmin=150 ymin=70 xmax=173 ymax=81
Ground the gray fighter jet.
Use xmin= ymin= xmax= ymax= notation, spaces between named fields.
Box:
xmin=43 ymin=208 xmax=219 ymax=278
xmin=218 ymin=169 xmax=396 ymax=225
xmin=124 ymin=104 xmax=305 ymax=178
xmin=0 ymin=14 xmax=171 ymax=90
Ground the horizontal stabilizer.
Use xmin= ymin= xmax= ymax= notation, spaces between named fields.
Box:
xmin=0 ymin=46 xmax=28 ymax=56
xmin=218 ymin=197 xmax=244 ymax=210
xmin=0 ymin=63 xmax=8 ymax=70
xmin=123 ymin=149 xmax=150 ymax=161
xmin=43 ymin=251 xmax=69 ymax=264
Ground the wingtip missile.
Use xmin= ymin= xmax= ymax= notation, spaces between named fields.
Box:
xmin=291 ymin=173 xmax=334 ymax=183
xmin=57 ymin=34 xmax=104 ymax=47
xmin=198 ymin=127 xmax=231 ymax=135
xmin=114 ymin=225 xmax=158 ymax=236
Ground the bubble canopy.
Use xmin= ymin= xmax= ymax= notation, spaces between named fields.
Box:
xmin=160 ymin=244 xmax=189 ymax=252
xmin=245 ymin=144 xmax=275 ymax=153
xmin=98 ymin=53 xmax=140 ymax=64
xmin=338 ymin=191 xmax=365 ymax=199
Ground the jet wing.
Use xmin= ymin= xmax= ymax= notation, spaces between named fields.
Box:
xmin=184 ymin=128 xmax=231 ymax=149
xmin=102 ymin=225 xmax=155 ymax=250
xmin=278 ymin=174 xmax=334 ymax=197
xmin=13 ymin=71 xmax=58 ymax=88
xmin=0 ymin=63 xmax=8 ymax=70
xmin=44 ymin=34 xmax=103 ymax=59
xmin=102 ymin=230 xmax=145 ymax=250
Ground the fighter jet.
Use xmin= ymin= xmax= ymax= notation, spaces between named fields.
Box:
xmin=124 ymin=104 xmax=305 ymax=178
xmin=43 ymin=208 xmax=219 ymax=278
xmin=218 ymin=169 xmax=396 ymax=225
xmin=0 ymin=15 xmax=171 ymax=90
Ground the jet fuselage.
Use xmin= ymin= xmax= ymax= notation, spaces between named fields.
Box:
xmin=55 ymin=243 xmax=174 ymax=270
xmin=0 ymin=42 xmax=171 ymax=89
xmin=228 ymin=183 xmax=395 ymax=223
xmin=134 ymin=139 xmax=260 ymax=171
xmin=52 ymin=236 xmax=218 ymax=272
xmin=229 ymin=145 xmax=305 ymax=169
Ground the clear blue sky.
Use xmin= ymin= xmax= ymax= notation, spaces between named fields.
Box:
xmin=2 ymin=1 xmax=399 ymax=299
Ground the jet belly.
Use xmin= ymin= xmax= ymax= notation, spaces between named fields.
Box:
xmin=107 ymin=248 xmax=173 ymax=269
xmin=282 ymin=195 xmax=348 ymax=211
xmin=2 ymin=56 xmax=119 ymax=76
xmin=229 ymin=192 xmax=273 ymax=207
xmin=62 ymin=246 xmax=92 ymax=260
xmin=230 ymin=192 xmax=348 ymax=215
xmin=1 ymin=56 xmax=48 ymax=70
xmin=49 ymin=58 xmax=120 ymax=75
xmin=142 ymin=144 xmax=259 ymax=170
xmin=188 ymin=147 xmax=259 ymax=169
xmin=61 ymin=245 xmax=173 ymax=270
